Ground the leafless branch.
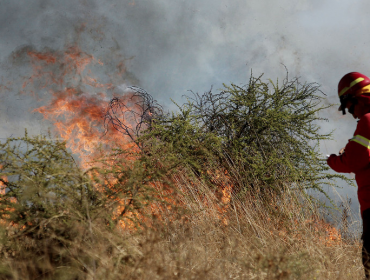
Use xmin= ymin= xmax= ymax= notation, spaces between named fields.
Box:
xmin=104 ymin=87 xmax=163 ymax=149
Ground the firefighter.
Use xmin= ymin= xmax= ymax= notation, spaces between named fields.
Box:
xmin=327 ymin=72 xmax=370 ymax=278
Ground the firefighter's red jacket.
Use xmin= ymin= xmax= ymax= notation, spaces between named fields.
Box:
xmin=327 ymin=112 xmax=370 ymax=215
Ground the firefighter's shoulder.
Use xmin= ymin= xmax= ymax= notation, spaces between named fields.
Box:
xmin=356 ymin=113 xmax=370 ymax=137
xmin=359 ymin=113 xmax=370 ymax=126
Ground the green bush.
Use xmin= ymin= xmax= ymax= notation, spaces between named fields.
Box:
xmin=140 ymin=74 xmax=351 ymax=198
xmin=0 ymin=132 xmax=110 ymax=278
xmin=0 ymin=74 xmax=354 ymax=279
xmin=0 ymin=132 xmax=176 ymax=279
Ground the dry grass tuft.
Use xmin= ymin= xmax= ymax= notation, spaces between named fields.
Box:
xmin=122 ymin=172 xmax=362 ymax=280
xmin=0 ymin=140 xmax=364 ymax=279
xmin=0 ymin=167 xmax=364 ymax=280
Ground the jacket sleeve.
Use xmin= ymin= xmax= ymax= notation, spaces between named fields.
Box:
xmin=327 ymin=117 xmax=370 ymax=173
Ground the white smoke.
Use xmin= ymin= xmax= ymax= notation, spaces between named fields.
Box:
xmin=0 ymin=0 xmax=367 ymax=219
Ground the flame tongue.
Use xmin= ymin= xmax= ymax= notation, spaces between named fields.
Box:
xmin=22 ymin=46 xmax=137 ymax=167
xmin=36 ymin=91 xmax=108 ymax=156
xmin=17 ymin=44 xmax=344 ymax=243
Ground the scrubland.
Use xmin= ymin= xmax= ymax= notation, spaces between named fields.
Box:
xmin=0 ymin=150 xmax=362 ymax=280
xmin=0 ymin=75 xmax=364 ymax=279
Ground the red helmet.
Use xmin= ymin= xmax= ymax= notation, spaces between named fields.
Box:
xmin=338 ymin=72 xmax=370 ymax=114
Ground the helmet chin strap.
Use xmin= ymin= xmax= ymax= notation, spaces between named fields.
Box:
xmin=340 ymin=95 xmax=358 ymax=115
xmin=340 ymin=96 xmax=348 ymax=115
xmin=349 ymin=102 xmax=356 ymax=115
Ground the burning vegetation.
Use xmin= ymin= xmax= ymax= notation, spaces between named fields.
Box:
xmin=0 ymin=46 xmax=363 ymax=279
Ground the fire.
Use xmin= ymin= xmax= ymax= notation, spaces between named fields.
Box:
xmin=312 ymin=218 xmax=342 ymax=246
xmin=269 ymin=213 xmax=342 ymax=247
xmin=17 ymin=43 xmax=345 ymax=246
xmin=17 ymin=43 xmax=252 ymax=231
xmin=22 ymin=46 xmax=138 ymax=168
xmin=0 ymin=173 xmax=6 ymax=196
xmin=0 ymin=165 xmax=8 ymax=199
xmin=27 ymin=51 xmax=57 ymax=64
xmin=18 ymin=44 xmax=156 ymax=232
xmin=0 ymin=167 xmax=16 ymax=227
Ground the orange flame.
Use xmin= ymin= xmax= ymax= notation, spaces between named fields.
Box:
xmin=20 ymin=44 xmax=149 ymax=230
xmin=23 ymin=47 xmax=138 ymax=167
xmin=20 ymin=45 xmax=344 ymax=245
xmin=0 ymin=167 xmax=16 ymax=227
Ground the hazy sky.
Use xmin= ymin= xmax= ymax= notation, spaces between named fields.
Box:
xmin=0 ymin=0 xmax=368 ymax=220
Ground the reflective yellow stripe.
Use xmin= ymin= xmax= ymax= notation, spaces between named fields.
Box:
xmin=339 ymin=77 xmax=365 ymax=97
xmin=356 ymin=84 xmax=370 ymax=96
xmin=351 ymin=135 xmax=370 ymax=149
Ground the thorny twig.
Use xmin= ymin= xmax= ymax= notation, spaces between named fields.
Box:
xmin=104 ymin=86 xmax=163 ymax=150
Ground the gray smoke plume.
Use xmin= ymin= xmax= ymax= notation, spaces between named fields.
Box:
xmin=0 ymin=0 xmax=367 ymax=222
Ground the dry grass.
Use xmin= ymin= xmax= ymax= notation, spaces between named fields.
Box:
xmin=0 ymin=170 xmax=364 ymax=280
xmin=117 ymin=172 xmax=363 ymax=280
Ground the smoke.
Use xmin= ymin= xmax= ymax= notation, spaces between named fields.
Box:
xmin=0 ymin=0 xmax=368 ymax=216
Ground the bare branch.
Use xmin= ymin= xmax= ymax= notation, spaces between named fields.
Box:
xmin=104 ymin=87 xmax=163 ymax=149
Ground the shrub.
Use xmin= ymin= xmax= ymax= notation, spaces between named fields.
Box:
xmin=139 ymin=74 xmax=351 ymax=199
xmin=0 ymin=132 xmax=175 ymax=279
xmin=0 ymin=74 xmax=357 ymax=279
